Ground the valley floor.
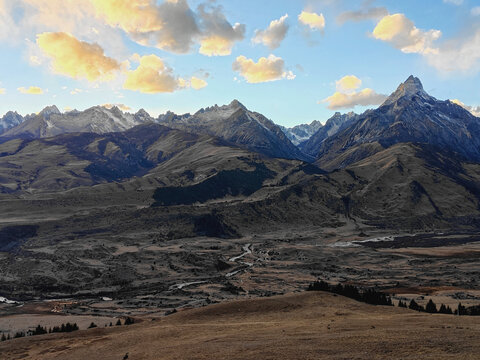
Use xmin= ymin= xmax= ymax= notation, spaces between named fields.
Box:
xmin=1 ymin=291 xmax=480 ymax=360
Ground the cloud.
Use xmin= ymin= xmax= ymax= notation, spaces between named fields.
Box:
xmin=372 ymin=13 xmax=441 ymax=55
xmin=1 ymin=0 xmax=127 ymax=59
xmin=70 ymin=88 xmax=83 ymax=95
xmin=190 ymin=76 xmax=208 ymax=90
xmin=90 ymin=0 xmax=244 ymax=56
xmin=123 ymin=54 xmax=206 ymax=93
xmin=370 ymin=12 xmax=480 ymax=74
xmin=443 ymin=0 xmax=463 ymax=5
xmin=322 ymin=89 xmax=387 ymax=110
xmin=123 ymin=54 xmax=181 ymax=94
xmin=472 ymin=7 xmax=480 ymax=16
xmin=298 ymin=11 xmax=325 ymax=31
xmin=252 ymin=14 xmax=289 ymax=50
xmin=36 ymin=32 xmax=121 ymax=82
xmin=90 ymin=0 xmax=199 ymax=54
xmin=426 ymin=28 xmax=480 ymax=73
xmin=336 ymin=75 xmax=362 ymax=92
xmin=102 ymin=103 xmax=131 ymax=111
xmin=0 ymin=0 xmax=20 ymax=43
xmin=451 ymin=99 xmax=480 ymax=117
xmin=232 ymin=55 xmax=295 ymax=84
xmin=18 ymin=86 xmax=44 ymax=94
xmin=197 ymin=3 xmax=245 ymax=56
xmin=337 ymin=6 xmax=388 ymax=24
xmin=322 ymin=76 xmax=386 ymax=110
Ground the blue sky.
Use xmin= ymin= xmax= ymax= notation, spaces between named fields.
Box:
xmin=0 ymin=0 xmax=479 ymax=127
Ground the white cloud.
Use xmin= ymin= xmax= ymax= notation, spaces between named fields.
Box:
xmin=298 ymin=11 xmax=325 ymax=31
xmin=322 ymin=75 xmax=386 ymax=110
xmin=471 ymin=7 xmax=480 ymax=16
xmin=232 ymin=55 xmax=295 ymax=84
xmin=426 ymin=28 xmax=480 ymax=73
xmin=252 ymin=14 xmax=289 ymax=50
xmin=372 ymin=13 xmax=441 ymax=55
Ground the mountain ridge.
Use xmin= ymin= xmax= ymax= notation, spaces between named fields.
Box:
xmin=315 ymin=75 xmax=480 ymax=170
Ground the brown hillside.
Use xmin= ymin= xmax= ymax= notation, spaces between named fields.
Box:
xmin=1 ymin=292 xmax=480 ymax=360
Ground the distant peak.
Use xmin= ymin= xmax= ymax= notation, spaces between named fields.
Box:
xmin=229 ymin=99 xmax=246 ymax=110
xmin=383 ymin=75 xmax=428 ymax=106
xmin=135 ymin=108 xmax=150 ymax=116
xmin=39 ymin=105 xmax=61 ymax=117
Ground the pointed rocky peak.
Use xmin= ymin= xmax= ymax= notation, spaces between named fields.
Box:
xmin=109 ymin=105 xmax=125 ymax=117
xmin=134 ymin=108 xmax=153 ymax=123
xmin=403 ymin=75 xmax=424 ymax=92
xmin=309 ymin=120 xmax=322 ymax=127
xmin=228 ymin=99 xmax=247 ymax=110
xmin=135 ymin=108 xmax=150 ymax=117
xmin=39 ymin=105 xmax=61 ymax=117
xmin=383 ymin=75 xmax=429 ymax=106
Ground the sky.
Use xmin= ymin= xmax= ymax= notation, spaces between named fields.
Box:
xmin=0 ymin=0 xmax=480 ymax=127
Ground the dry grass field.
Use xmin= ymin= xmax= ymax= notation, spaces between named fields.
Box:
xmin=1 ymin=291 xmax=480 ymax=360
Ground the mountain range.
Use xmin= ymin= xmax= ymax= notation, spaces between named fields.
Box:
xmin=280 ymin=120 xmax=323 ymax=145
xmin=1 ymin=76 xmax=480 ymax=228
xmin=2 ymin=75 xmax=480 ymax=306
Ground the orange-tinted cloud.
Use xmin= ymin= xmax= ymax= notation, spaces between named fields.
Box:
xmin=232 ymin=55 xmax=295 ymax=83
xmin=298 ymin=11 xmax=325 ymax=31
xmin=336 ymin=75 xmax=362 ymax=92
xmin=37 ymin=32 xmax=121 ymax=81
xmin=18 ymin=86 xmax=44 ymax=94
xmin=372 ymin=14 xmax=441 ymax=54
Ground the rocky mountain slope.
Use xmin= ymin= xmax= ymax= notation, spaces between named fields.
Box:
xmin=0 ymin=122 xmax=301 ymax=194
xmin=280 ymin=120 xmax=323 ymax=145
xmin=0 ymin=111 xmax=24 ymax=134
xmin=1 ymin=105 xmax=153 ymax=139
xmin=300 ymin=111 xmax=358 ymax=157
xmin=158 ymin=100 xmax=311 ymax=161
xmin=315 ymin=76 xmax=480 ymax=170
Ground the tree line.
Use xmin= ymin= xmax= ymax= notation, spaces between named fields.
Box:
xmin=307 ymin=280 xmax=480 ymax=316
xmin=0 ymin=317 xmax=135 ymax=342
